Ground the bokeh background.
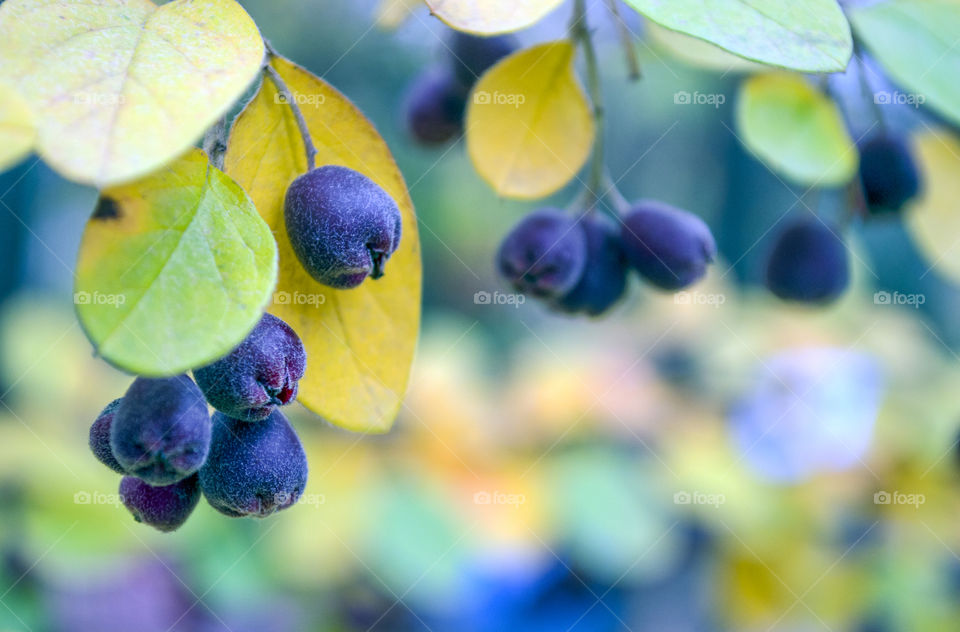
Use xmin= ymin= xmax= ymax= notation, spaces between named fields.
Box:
xmin=1 ymin=0 xmax=960 ymax=630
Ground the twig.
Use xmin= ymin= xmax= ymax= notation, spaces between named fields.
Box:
xmin=605 ymin=0 xmax=641 ymax=80
xmin=262 ymin=40 xmax=317 ymax=171
xmin=202 ymin=114 xmax=228 ymax=170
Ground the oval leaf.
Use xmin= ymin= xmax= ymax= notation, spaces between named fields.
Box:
xmin=646 ymin=23 xmax=764 ymax=73
xmin=625 ymin=0 xmax=852 ymax=72
xmin=75 ymin=148 xmax=278 ymax=376
xmin=425 ymin=0 xmax=564 ymax=34
xmin=907 ymin=129 xmax=960 ymax=284
xmin=850 ymin=0 xmax=960 ymax=127
xmin=224 ymin=57 xmax=422 ymax=434
xmin=0 ymin=81 xmax=35 ymax=172
xmin=736 ymin=73 xmax=858 ymax=187
xmin=0 ymin=0 xmax=263 ymax=187
xmin=466 ymin=41 xmax=594 ymax=199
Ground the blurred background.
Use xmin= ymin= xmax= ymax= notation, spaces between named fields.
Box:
xmin=1 ymin=0 xmax=960 ymax=630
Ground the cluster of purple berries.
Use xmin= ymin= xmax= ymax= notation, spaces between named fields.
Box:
xmin=405 ymin=32 xmax=518 ymax=146
xmin=89 ymin=314 xmax=308 ymax=532
xmin=763 ymin=132 xmax=921 ymax=305
xmin=497 ymin=201 xmax=717 ymax=316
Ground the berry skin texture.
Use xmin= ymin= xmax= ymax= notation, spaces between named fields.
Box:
xmin=119 ymin=473 xmax=201 ymax=533
xmin=405 ymin=70 xmax=467 ymax=146
xmin=497 ymin=208 xmax=587 ymax=299
xmin=449 ymin=32 xmax=518 ymax=88
xmin=110 ymin=375 xmax=212 ymax=486
xmin=199 ymin=411 xmax=308 ymax=518
xmin=858 ymin=134 xmax=921 ymax=213
xmin=194 ymin=313 xmax=306 ymax=422
xmin=620 ymin=201 xmax=717 ymax=290
xmin=764 ymin=218 xmax=849 ymax=304
xmin=284 ymin=165 xmax=402 ymax=289
xmin=89 ymin=398 xmax=126 ymax=474
xmin=553 ymin=214 xmax=628 ymax=316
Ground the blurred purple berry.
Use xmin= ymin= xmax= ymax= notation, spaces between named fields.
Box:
xmin=110 ymin=375 xmax=212 ymax=486
xmin=553 ymin=213 xmax=628 ymax=316
xmin=449 ymin=32 xmax=518 ymax=88
xmin=405 ymin=69 xmax=467 ymax=146
xmin=200 ymin=410 xmax=308 ymax=518
xmin=285 ymin=165 xmax=402 ymax=289
xmin=89 ymin=398 xmax=125 ymax=473
xmin=620 ymin=200 xmax=716 ymax=290
xmin=119 ymin=474 xmax=201 ymax=533
xmin=194 ymin=313 xmax=306 ymax=422
xmin=497 ymin=208 xmax=587 ymax=299
xmin=858 ymin=134 xmax=921 ymax=213
xmin=764 ymin=217 xmax=849 ymax=304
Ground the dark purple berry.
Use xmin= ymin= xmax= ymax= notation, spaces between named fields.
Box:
xmin=405 ymin=69 xmax=467 ymax=146
xmin=497 ymin=208 xmax=587 ymax=299
xmin=620 ymin=200 xmax=716 ymax=290
xmin=89 ymin=398 xmax=125 ymax=473
xmin=119 ymin=474 xmax=201 ymax=533
xmin=858 ymin=134 xmax=921 ymax=213
xmin=764 ymin=217 xmax=849 ymax=304
xmin=553 ymin=213 xmax=628 ymax=315
xmin=284 ymin=165 xmax=402 ymax=289
xmin=449 ymin=32 xmax=518 ymax=88
xmin=194 ymin=313 xmax=306 ymax=422
xmin=199 ymin=411 xmax=308 ymax=518
xmin=110 ymin=375 xmax=212 ymax=486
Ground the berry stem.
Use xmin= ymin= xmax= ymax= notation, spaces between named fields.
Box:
xmin=604 ymin=0 xmax=641 ymax=80
xmin=852 ymin=38 xmax=888 ymax=135
xmin=570 ymin=0 xmax=606 ymax=212
xmin=202 ymin=114 xmax=228 ymax=170
xmin=262 ymin=40 xmax=318 ymax=171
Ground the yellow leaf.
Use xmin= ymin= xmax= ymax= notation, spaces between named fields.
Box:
xmin=426 ymin=0 xmax=564 ymax=34
xmin=0 ymin=81 xmax=35 ymax=172
xmin=0 ymin=0 xmax=263 ymax=187
xmin=907 ymin=129 xmax=960 ymax=284
xmin=224 ymin=57 xmax=421 ymax=434
xmin=466 ymin=41 xmax=594 ymax=199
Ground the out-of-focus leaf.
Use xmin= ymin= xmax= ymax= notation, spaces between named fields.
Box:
xmin=0 ymin=81 xmax=35 ymax=172
xmin=646 ymin=22 xmax=764 ymax=73
xmin=907 ymin=129 xmax=960 ymax=283
xmin=425 ymin=0 xmax=564 ymax=34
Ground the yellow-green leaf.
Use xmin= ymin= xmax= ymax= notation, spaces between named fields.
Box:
xmin=646 ymin=23 xmax=764 ymax=73
xmin=466 ymin=41 xmax=594 ymax=199
xmin=224 ymin=57 xmax=422 ymax=434
xmin=736 ymin=73 xmax=857 ymax=187
xmin=0 ymin=81 xmax=35 ymax=172
xmin=0 ymin=0 xmax=263 ymax=187
xmin=907 ymin=129 xmax=960 ymax=284
xmin=75 ymin=148 xmax=278 ymax=376
xmin=425 ymin=0 xmax=564 ymax=34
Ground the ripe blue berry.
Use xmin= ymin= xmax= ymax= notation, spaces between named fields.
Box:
xmin=620 ymin=201 xmax=716 ymax=290
xmin=553 ymin=213 xmax=628 ymax=315
xmin=449 ymin=32 xmax=518 ymax=88
xmin=285 ymin=166 xmax=402 ymax=289
xmin=200 ymin=411 xmax=308 ymax=518
xmin=119 ymin=474 xmax=201 ymax=533
xmin=405 ymin=70 xmax=467 ymax=146
xmin=89 ymin=398 xmax=125 ymax=474
xmin=497 ymin=208 xmax=587 ymax=299
xmin=764 ymin=217 xmax=849 ymax=304
xmin=110 ymin=375 xmax=212 ymax=486
xmin=858 ymin=134 xmax=921 ymax=213
xmin=194 ymin=313 xmax=306 ymax=422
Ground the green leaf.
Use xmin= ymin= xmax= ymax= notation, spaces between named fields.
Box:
xmin=624 ymin=0 xmax=852 ymax=72
xmin=850 ymin=0 xmax=960 ymax=127
xmin=0 ymin=81 xmax=35 ymax=173
xmin=425 ymin=0 xmax=564 ymax=34
xmin=736 ymin=73 xmax=858 ymax=187
xmin=0 ymin=0 xmax=263 ymax=187
xmin=75 ymin=148 xmax=278 ymax=376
